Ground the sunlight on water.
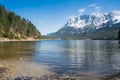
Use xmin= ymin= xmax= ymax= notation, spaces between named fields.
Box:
xmin=0 ymin=40 xmax=120 ymax=78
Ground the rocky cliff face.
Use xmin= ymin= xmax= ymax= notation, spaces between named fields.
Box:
xmin=48 ymin=10 xmax=120 ymax=39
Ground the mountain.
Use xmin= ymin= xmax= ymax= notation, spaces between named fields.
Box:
xmin=0 ymin=5 xmax=41 ymax=39
xmin=48 ymin=10 xmax=120 ymax=39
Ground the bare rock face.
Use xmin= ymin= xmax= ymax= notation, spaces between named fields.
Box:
xmin=48 ymin=10 xmax=120 ymax=39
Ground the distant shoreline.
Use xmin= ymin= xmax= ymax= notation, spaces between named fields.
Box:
xmin=0 ymin=38 xmax=40 ymax=42
xmin=0 ymin=38 xmax=120 ymax=42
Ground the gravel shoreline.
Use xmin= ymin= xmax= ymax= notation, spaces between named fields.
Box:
xmin=44 ymin=72 xmax=120 ymax=80
xmin=0 ymin=38 xmax=40 ymax=42
xmin=0 ymin=60 xmax=52 ymax=80
xmin=0 ymin=60 xmax=120 ymax=80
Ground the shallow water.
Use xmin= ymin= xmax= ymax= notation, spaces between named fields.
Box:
xmin=0 ymin=40 xmax=120 ymax=79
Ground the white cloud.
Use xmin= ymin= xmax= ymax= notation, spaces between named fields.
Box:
xmin=88 ymin=4 xmax=101 ymax=12
xmin=95 ymin=6 xmax=101 ymax=10
xmin=95 ymin=6 xmax=101 ymax=12
xmin=78 ymin=8 xmax=85 ymax=13
xmin=89 ymin=4 xmax=97 ymax=7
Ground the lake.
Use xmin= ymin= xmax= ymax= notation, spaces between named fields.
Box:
xmin=0 ymin=40 xmax=120 ymax=79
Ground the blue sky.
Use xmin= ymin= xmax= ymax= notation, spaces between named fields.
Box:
xmin=0 ymin=0 xmax=120 ymax=35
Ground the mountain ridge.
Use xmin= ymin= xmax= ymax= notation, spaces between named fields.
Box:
xmin=48 ymin=10 xmax=120 ymax=39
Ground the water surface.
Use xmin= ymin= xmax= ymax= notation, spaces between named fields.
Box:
xmin=0 ymin=40 xmax=120 ymax=79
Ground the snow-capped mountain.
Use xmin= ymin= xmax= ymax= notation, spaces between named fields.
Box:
xmin=65 ymin=10 xmax=120 ymax=32
xmin=48 ymin=10 xmax=120 ymax=39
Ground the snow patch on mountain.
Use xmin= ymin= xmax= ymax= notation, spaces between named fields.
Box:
xmin=48 ymin=10 xmax=120 ymax=37
xmin=66 ymin=10 xmax=120 ymax=30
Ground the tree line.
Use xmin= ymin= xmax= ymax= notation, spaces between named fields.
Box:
xmin=0 ymin=5 xmax=41 ymax=39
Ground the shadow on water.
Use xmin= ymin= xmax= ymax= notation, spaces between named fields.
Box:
xmin=0 ymin=41 xmax=37 ymax=60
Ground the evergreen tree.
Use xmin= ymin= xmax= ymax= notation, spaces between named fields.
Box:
xmin=0 ymin=5 xmax=41 ymax=39
xmin=119 ymin=29 xmax=120 ymax=39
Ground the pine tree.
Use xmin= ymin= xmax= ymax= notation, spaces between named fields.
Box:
xmin=0 ymin=5 xmax=41 ymax=39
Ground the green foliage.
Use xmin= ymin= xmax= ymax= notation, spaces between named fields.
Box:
xmin=0 ymin=5 xmax=41 ymax=39
xmin=41 ymin=36 xmax=56 ymax=39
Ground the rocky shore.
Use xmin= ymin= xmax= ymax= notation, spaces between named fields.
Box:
xmin=0 ymin=60 xmax=52 ymax=80
xmin=42 ymin=72 xmax=120 ymax=80
xmin=0 ymin=60 xmax=120 ymax=80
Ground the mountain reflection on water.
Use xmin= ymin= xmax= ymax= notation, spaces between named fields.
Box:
xmin=0 ymin=40 xmax=120 ymax=78
xmin=33 ymin=40 xmax=120 ymax=77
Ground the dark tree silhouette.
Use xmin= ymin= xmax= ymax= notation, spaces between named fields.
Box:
xmin=118 ymin=29 xmax=120 ymax=40
xmin=118 ymin=29 xmax=120 ymax=48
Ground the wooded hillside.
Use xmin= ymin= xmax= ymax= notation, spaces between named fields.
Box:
xmin=0 ymin=5 xmax=41 ymax=39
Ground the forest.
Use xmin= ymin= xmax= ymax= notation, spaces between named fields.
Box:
xmin=0 ymin=5 xmax=41 ymax=39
